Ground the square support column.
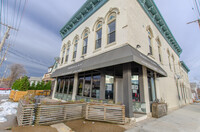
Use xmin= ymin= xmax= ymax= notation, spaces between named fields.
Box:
xmin=142 ymin=66 xmax=151 ymax=114
xmin=72 ymin=73 xmax=78 ymax=100
xmin=52 ymin=78 xmax=58 ymax=99
xmin=123 ymin=63 xmax=133 ymax=118
xmin=100 ymin=72 xmax=105 ymax=99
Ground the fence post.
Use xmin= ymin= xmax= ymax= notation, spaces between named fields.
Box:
xmin=104 ymin=105 xmax=106 ymax=121
xmin=64 ymin=105 xmax=67 ymax=121
xmin=86 ymin=103 xmax=89 ymax=119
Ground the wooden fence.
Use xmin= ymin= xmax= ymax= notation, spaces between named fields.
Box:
xmin=35 ymin=103 xmax=85 ymax=125
xmin=17 ymin=101 xmax=125 ymax=126
xmin=85 ymin=103 xmax=125 ymax=124
xmin=17 ymin=100 xmax=35 ymax=126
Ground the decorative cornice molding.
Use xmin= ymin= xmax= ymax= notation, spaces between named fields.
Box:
xmin=137 ymin=0 xmax=182 ymax=57
xmin=180 ymin=61 xmax=190 ymax=73
xmin=60 ymin=0 xmax=109 ymax=40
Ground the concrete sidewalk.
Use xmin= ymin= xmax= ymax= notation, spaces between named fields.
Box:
xmin=126 ymin=104 xmax=200 ymax=132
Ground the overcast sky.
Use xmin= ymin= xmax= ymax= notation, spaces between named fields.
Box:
xmin=0 ymin=0 xmax=200 ymax=82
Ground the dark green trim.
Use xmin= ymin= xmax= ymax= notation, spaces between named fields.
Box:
xmin=181 ymin=61 xmax=190 ymax=73
xmin=137 ymin=0 xmax=182 ymax=56
xmin=60 ymin=0 xmax=108 ymax=40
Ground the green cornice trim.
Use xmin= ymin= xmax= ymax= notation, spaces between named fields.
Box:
xmin=60 ymin=0 xmax=108 ymax=40
xmin=181 ymin=61 xmax=190 ymax=73
xmin=137 ymin=0 xmax=182 ymax=57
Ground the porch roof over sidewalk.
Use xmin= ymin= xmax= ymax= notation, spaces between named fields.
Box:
xmin=51 ymin=44 xmax=167 ymax=78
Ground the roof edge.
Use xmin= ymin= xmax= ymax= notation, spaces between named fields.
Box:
xmin=137 ymin=0 xmax=182 ymax=57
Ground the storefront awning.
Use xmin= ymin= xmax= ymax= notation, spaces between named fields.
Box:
xmin=51 ymin=44 xmax=167 ymax=78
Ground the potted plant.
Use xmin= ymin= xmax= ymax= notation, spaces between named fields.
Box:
xmin=152 ymin=98 xmax=168 ymax=118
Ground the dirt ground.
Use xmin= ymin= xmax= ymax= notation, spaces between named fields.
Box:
xmin=12 ymin=126 xmax=58 ymax=132
xmin=65 ymin=119 xmax=126 ymax=132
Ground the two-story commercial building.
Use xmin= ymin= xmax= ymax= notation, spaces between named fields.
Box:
xmin=51 ymin=0 xmax=192 ymax=118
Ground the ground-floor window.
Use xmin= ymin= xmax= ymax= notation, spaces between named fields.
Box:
xmin=77 ymin=72 xmax=100 ymax=99
xmin=131 ymin=75 xmax=140 ymax=102
xmin=55 ymin=76 xmax=74 ymax=95
xmin=105 ymin=75 xmax=114 ymax=100
xmin=147 ymin=70 xmax=156 ymax=102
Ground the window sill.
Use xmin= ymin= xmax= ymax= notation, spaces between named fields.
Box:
xmin=148 ymin=55 xmax=155 ymax=60
xmin=81 ymin=54 xmax=87 ymax=58
xmin=93 ymin=48 xmax=101 ymax=53
xmin=105 ymin=42 xmax=116 ymax=48
xmin=71 ymin=59 xmax=76 ymax=62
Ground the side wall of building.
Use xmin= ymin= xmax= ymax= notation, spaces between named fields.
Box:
xmin=126 ymin=0 xmax=191 ymax=109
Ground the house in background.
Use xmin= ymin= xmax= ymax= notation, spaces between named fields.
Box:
xmin=29 ymin=77 xmax=43 ymax=86
xmin=51 ymin=0 xmax=192 ymax=118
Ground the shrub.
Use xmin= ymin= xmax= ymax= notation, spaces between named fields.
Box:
xmin=44 ymin=81 xmax=52 ymax=90
xmin=29 ymin=82 xmax=36 ymax=90
xmin=12 ymin=76 xmax=30 ymax=91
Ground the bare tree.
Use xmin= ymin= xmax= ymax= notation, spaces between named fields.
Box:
xmin=8 ymin=64 xmax=26 ymax=87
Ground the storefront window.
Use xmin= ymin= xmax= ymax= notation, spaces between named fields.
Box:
xmin=77 ymin=77 xmax=84 ymax=96
xmin=84 ymin=76 xmax=91 ymax=97
xmin=68 ymin=78 xmax=74 ymax=94
xmin=105 ymin=75 xmax=114 ymax=99
xmin=132 ymin=75 xmax=140 ymax=102
xmin=59 ymin=80 xmax=64 ymax=93
xmin=64 ymin=79 xmax=68 ymax=94
xmin=147 ymin=70 xmax=156 ymax=102
xmin=92 ymin=75 xmax=100 ymax=99
xmin=56 ymin=79 xmax=61 ymax=93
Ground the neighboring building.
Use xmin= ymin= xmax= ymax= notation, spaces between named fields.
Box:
xmin=51 ymin=0 xmax=192 ymax=118
xmin=190 ymin=82 xmax=198 ymax=100
xmin=42 ymin=65 xmax=55 ymax=82
xmin=198 ymin=88 xmax=200 ymax=99
xmin=29 ymin=77 xmax=43 ymax=85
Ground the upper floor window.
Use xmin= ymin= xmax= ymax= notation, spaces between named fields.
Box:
xmin=147 ymin=27 xmax=153 ymax=55
xmin=82 ymin=29 xmax=89 ymax=55
xmin=172 ymin=55 xmax=176 ymax=72
xmin=73 ymin=36 xmax=79 ymax=59
xmin=167 ymin=50 xmax=172 ymax=70
xmin=65 ymin=45 xmax=70 ymax=63
xmin=107 ymin=13 xmax=116 ymax=44
xmin=95 ymin=22 xmax=102 ymax=49
xmin=156 ymin=38 xmax=162 ymax=63
xmin=61 ymin=46 xmax=65 ymax=64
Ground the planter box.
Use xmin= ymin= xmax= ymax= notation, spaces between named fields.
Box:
xmin=35 ymin=90 xmax=50 ymax=96
xmin=152 ymin=103 xmax=168 ymax=118
xmin=9 ymin=90 xmax=16 ymax=99
xmin=27 ymin=90 xmax=36 ymax=95
xmin=13 ymin=91 xmax=28 ymax=102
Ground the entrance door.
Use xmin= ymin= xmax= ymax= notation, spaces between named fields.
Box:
xmin=131 ymin=75 xmax=140 ymax=102
xmin=105 ymin=75 xmax=114 ymax=100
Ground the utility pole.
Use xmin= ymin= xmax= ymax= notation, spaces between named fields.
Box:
xmin=0 ymin=66 xmax=8 ymax=86
xmin=0 ymin=44 xmax=10 ymax=68
xmin=0 ymin=23 xmax=18 ymax=53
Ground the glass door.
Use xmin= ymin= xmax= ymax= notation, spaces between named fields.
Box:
xmin=105 ymin=75 xmax=114 ymax=100
xmin=131 ymin=75 xmax=140 ymax=102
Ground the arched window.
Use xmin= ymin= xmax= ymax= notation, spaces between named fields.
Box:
xmin=167 ymin=50 xmax=172 ymax=70
xmin=82 ymin=29 xmax=89 ymax=55
xmin=61 ymin=45 xmax=66 ymax=64
xmin=107 ymin=13 xmax=116 ymax=44
xmin=156 ymin=37 xmax=162 ymax=63
xmin=172 ymin=55 xmax=176 ymax=72
xmin=73 ymin=36 xmax=79 ymax=59
xmin=147 ymin=26 xmax=153 ymax=55
xmin=65 ymin=42 xmax=70 ymax=63
xmin=95 ymin=21 xmax=103 ymax=49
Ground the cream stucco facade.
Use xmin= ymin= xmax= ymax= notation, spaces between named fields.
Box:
xmin=52 ymin=0 xmax=192 ymax=117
